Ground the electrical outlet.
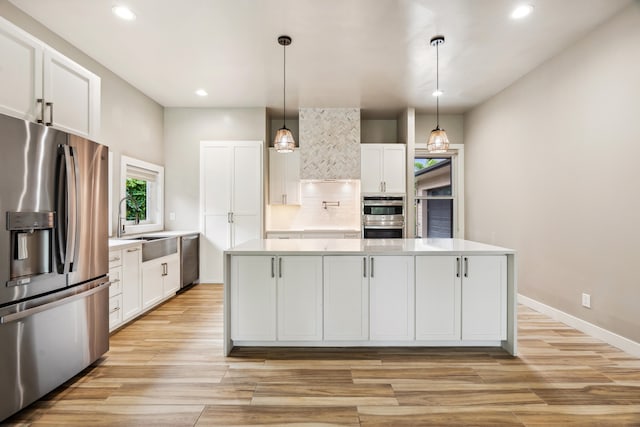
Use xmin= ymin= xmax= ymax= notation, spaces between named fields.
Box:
xmin=581 ymin=293 xmax=591 ymax=308
xmin=169 ymin=212 xmax=176 ymax=221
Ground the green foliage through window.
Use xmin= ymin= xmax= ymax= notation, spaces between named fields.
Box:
xmin=125 ymin=178 xmax=147 ymax=222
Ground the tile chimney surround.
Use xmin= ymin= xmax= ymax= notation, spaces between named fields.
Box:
xmin=299 ymin=108 xmax=360 ymax=180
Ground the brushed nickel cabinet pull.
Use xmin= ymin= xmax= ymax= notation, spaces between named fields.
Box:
xmin=36 ymin=98 xmax=45 ymax=123
xmin=456 ymin=257 xmax=460 ymax=278
xmin=271 ymin=257 xmax=275 ymax=278
xmin=127 ymin=248 xmax=140 ymax=252
xmin=45 ymin=102 xmax=53 ymax=126
xmin=464 ymin=257 xmax=469 ymax=278
xmin=279 ymin=257 xmax=283 ymax=278
xmin=370 ymin=257 xmax=375 ymax=278
xmin=363 ymin=257 xmax=367 ymax=278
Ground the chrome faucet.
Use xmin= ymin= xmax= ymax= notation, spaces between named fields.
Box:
xmin=117 ymin=196 xmax=130 ymax=238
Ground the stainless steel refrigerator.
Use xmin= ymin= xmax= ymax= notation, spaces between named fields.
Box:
xmin=0 ymin=113 xmax=110 ymax=421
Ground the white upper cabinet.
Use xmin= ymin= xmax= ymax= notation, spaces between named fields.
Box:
xmin=361 ymin=144 xmax=406 ymax=194
xmin=0 ymin=18 xmax=43 ymax=122
xmin=269 ymin=148 xmax=301 ymax=205
xmin=0 ymin=18 xmax=100 ymax=139
xmin=43 ymin=48 xmax=100 ymax=139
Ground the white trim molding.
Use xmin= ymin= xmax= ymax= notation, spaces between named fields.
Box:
xmin=518 ymin=294 xmax=640 ymax=358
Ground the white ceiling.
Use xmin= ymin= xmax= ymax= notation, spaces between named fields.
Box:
xmin=9 ymin=0 xmax=631 ymax=117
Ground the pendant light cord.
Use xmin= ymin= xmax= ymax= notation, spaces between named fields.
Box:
xmin=283 ymin=42 xmax=286 ymax=129
xmin=436 ymin=41 xmax=440 ymax=129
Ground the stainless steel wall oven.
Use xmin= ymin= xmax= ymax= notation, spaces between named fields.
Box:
xmin=362 ymin=196 xmax=405 ymax=239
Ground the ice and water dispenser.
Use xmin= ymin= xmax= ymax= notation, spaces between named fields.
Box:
xmin=6 ymin=211 xmax=55 ymax=287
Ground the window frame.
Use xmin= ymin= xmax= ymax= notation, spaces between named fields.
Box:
xmin=413 ymin=144 xmax=464 ymax=239
xmin=120 ymin=155 xmax=164 ymax=235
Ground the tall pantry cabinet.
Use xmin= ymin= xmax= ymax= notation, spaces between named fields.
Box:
xmin=200 ymin=141 xmax=263 ymax=283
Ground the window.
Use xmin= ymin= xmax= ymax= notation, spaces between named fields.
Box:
xmin=414 ymin=150 xmax=463 ymax=239
xmin=120 ymin=155 xmax=164 ymax=234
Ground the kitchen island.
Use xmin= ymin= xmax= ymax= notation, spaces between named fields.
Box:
xmin=223 ymin=238 xmax=517 ymax=356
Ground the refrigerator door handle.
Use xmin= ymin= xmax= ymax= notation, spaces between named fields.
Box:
xmin=58 ymin=145 xmax=79 ymax=274
xmin=68 ymin=145 xmax=80 ymax=272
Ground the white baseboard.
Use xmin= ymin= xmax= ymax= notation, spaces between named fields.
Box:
xmin=518 ymin=294 xmax=640 ymax=359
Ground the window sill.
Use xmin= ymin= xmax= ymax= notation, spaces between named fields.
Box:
xmin=122 ymin=223 xmax=163 ymax=236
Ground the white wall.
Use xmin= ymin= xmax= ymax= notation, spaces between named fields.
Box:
xmin=163 ymin=108 xmax=267 ymax=231
xmin=361 ymin=119 xmax=398 ymax=143
xmin=415 ymin=113 xmax=464 ymax=148
xmin=0 ymin=2 xmax=164 ymax=235
xmin=464 ymin=3 xmax=640 ymax=343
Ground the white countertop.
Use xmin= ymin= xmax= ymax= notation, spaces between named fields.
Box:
xmin=108 ymin=239 xmax=143 ymax=250
xmin=225 ymin=238 xmax=515 ymax=255
xmin=267 ymin=228 xmax=361 ymax=233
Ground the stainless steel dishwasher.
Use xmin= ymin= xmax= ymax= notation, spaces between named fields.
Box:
xmin=180 ymin=233 xmax=200 ymax=289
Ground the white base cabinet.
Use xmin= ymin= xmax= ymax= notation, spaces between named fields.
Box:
xmin=461 ymin=255 xmax=507 ymax=341
xmin=229 ymin=252 xmax=509 ymax=351
xmin=142 ymin=253 xmax=180 ymax=309
xmin=277 ymin=256 xmax=323 ymax=341
xmin=231 ymin=256 xmax=277 ymax=341
xmin=230 ymin=255 xmax=323 ymax=341
xmin=323 ymin=256 xmax=368 ymax=340
xmin=369 ymin=256 xmax=415 ymax=340
xmin=121 ymin=246 xmax=142 ymax=321
xmin=415 ymin=256 xmax=461 ymax=340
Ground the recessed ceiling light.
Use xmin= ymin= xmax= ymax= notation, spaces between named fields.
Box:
xmin=112 ymin=5 xmax=136 ymax=21
xmin=195 ymin=89 xmax=208 ymax=97
xmin=432 ymin=89 xmax=443 ymax=97
xmin=511 ymin=4 xmax=534 ymax=19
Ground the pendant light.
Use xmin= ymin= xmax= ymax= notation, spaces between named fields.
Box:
xmin=427 ymin=35 xmax=450 ymax=153
xmin=274 ymin=35 xmax=295 ymax=153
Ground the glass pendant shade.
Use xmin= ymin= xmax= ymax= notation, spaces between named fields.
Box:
xmin=427 ymin=127 xmax=449 ymax=153
xmin=274 ymin=127 xmax=295 ymax=153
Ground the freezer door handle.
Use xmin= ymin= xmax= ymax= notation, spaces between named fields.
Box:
xmin=0 ymin=281 xmax=109 ymax=324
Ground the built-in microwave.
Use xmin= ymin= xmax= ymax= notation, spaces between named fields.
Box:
xmin=362 ymin=196 xmax=405 ymax=238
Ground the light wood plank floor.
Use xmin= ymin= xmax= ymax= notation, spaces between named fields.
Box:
xmin=4 ymin=284 xmax=640 ymax=426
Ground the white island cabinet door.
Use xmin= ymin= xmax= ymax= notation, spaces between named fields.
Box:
xmin=231 ymin=256 xmax=276 ymax=341
xmin=461 ymin=255 xmax=507 ymax=341
xmin=415 ymin=256 xmax=461 ymax=340
xmin=277 ymin=256 xmax=323 ymax=341
xmin=324 ymin=256 xmax=369 ymax=340
xmin=369 ymin=256 xmax=415 ymax=340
